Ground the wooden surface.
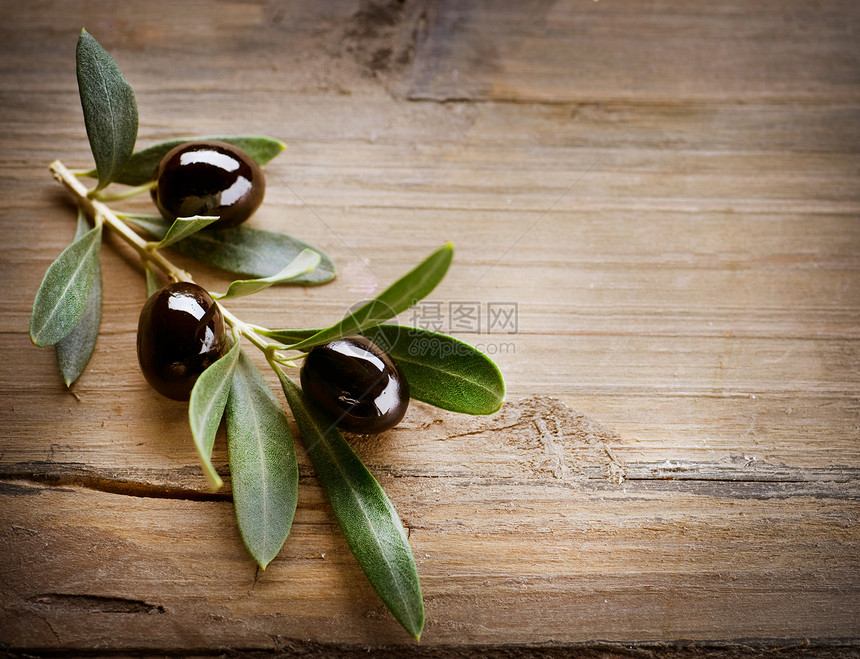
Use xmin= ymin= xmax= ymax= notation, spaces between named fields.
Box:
xmin=1 ymin=0 xmax=859 ymax=655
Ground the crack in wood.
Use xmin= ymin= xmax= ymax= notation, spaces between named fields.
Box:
xmin=622 ymin=460 xmax=859 ymax=484
xmin=443 ymin=421 xmax=528 ymax=440
xmin=1 ymin=399 xmax=855 ymax=507
xmin=0 ymin=462 xmax=231 ymax=502
xmin=27 ymin=593 xmax=165 ymax=615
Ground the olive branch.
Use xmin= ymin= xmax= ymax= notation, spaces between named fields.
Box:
xmin=30 ymin=29 xmax=505 ymax=641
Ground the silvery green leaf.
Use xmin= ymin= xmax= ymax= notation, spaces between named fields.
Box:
xmin=212 ymin=249 xmax=320 ymax=300
xmin=285 ymin=243 xmax=453 ymax=351
xmin=261 ymin=324 xmax=506 ymax=415
xmin=189 ymin=340 xmax=241 ymax=490
xmin=85 ymin=135 xmax=286 ymax=186
xmin=124 ymin=214 xmax=336 ymax=285
xmin=226 ymin=349 xmax=298 ymax=568
xmin=122 ymin=213 xmax=171 ymax=237
xmin=278 ymin=373 xmax=424 ymax=640
xmin=76 ymin=29 xmax=138 ymax=191
xmin=55 ymin=210 xmax=102 ymax=386
xmin=148 ymin=215 xmax=220 ymax=249
xmin=30 ymin=223 xmax=103 ymax=347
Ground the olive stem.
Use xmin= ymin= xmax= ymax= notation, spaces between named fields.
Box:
xmin=50 ymin=160 xmax=192 ymax=283
xmin=271 ymin=353 xmax=298 ymax=367
xmin=219 ymin=309 xmax=266 ymax=350
xmin=267 ymin=356 xmax=291 ymax=380
xmin=245 ymin=325 xmax=292 ymax=351
xmin=89 ymin=180 xmax=157 ymax=202
xmin=49 ymin=159 xmax=294 ymax=364
xmin=221 ymin=311 xmax=296 ymax=366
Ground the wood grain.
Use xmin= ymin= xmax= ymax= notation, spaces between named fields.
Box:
xmin=0 ymin=0 xmax=858 ymax=654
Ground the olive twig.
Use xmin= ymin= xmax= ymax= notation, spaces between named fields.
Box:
xmin=244 ymin=327 xmax=293 ymax=353
xmin=50 ymin=159 xmax=192 ymax=283
xmin=266 ymin=355 xmax=291 ymax=383
xmin=89 ymin=180 xmax=157 ymax=202
xmin=270 ymin=352 xmax=298 ymax=367
xmin=51 ymin=160 xmax=301 ymax=373
xmin=218 ymin=308 xmax=269 ymax=351
xmin=217 ymin=309 xmax=297 ymax=369
xmin=38 ymin=28 xmax=443 ymax=639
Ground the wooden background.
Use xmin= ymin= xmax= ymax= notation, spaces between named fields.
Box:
xmin=1 ymin=0 xmax=858 ymax=655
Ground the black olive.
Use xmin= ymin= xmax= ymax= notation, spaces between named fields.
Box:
xmin=153 ymin=141 xmax=264 ymax=230
xmin=137 ymin=282 xmax=228 ymax=401
xmin=300 ymin=335 xmax=410 ymax=434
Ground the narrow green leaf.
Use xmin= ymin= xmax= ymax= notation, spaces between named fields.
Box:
xmin=30 ymin=224 xmax=103 ymax=347
xmin=256 ymin=328 xmax=316 ymax=344
xmin=76 ymin=29 xmax=138 ymax=191
xmin=144 ymin=263 xmax=162 ymax=297
xmin=212 ymin=249 xmax=320 ymax=300
xmin=278 ymin=373 xmax=424 ymax=640
xmin=369 ymin=326 xmax=505 ymax=414
xmin=124 ymin=214 xmax=336 ymax=284
xmin=55 ymin=210 xmax=102 ymax=386
xmin=149 ymin=215 xmax=220 ymax=249
xmin=189 ymin=340 xmax=241 ymax=490
xmin=85 ymin=135 xmax=287 ymax=186
xmin=286 ymin=243 xmax=453 ymax=352
xmin=226 ymin=350 xmax=298 ymax=568
xmin=261 ymin=325 xmax=506 ymax=415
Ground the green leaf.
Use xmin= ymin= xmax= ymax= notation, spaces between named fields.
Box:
xmin=189 ymin=340 xmax=241 ymax=490
xmin=55 ymin=210 xmax=103 ymax=387
xmin=286 ymin=243 xmax=453 ymax=352
xmin=258 ymin=328 xmax=317 ymax=345
xmin=30 ymin=223 xmax=103 ymax=347
xmin=262 ymin=325 xmax=505 ymax=415
xmin=371 ymin=326 xmax=505 ymax=415
xmin=124 ymin=214 xmax=336 ymax=284
xmin=278 ymin=373 xmax=424 ymax=640
xmin=226 ymin=349 xmax=298 ymax=568
xmin=76 ymin=29 xmax=138 ymax=191
xmin=212 ymin=249 xmax=320 ymax=300
xmin=85 ymin=135 xmax=287 ymax=186
xmin=149 ymin=215 xmax=220 ymax=249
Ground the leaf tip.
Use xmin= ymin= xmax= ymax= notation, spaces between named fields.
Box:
xmin=29 ymin=323 xmax=52 ymax=348
xmin=203 ymin=471 xmax=224 ymax=491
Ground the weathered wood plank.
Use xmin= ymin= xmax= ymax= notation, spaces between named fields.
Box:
xmin=1 ymin=0 xmax=858 ymax=653
xmin=407 ymin=0 xmax=860 ymax=103
xmin=1 ymin=397 xmax=857 ymax=650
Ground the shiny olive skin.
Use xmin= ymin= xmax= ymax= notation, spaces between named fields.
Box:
xmin=137 ymin=282 xmax=228 ymax=401
xmin=153 ymin=141 xmax=264 ymax=229
xmin=300 ymin=335 xmax=410 ymax=434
